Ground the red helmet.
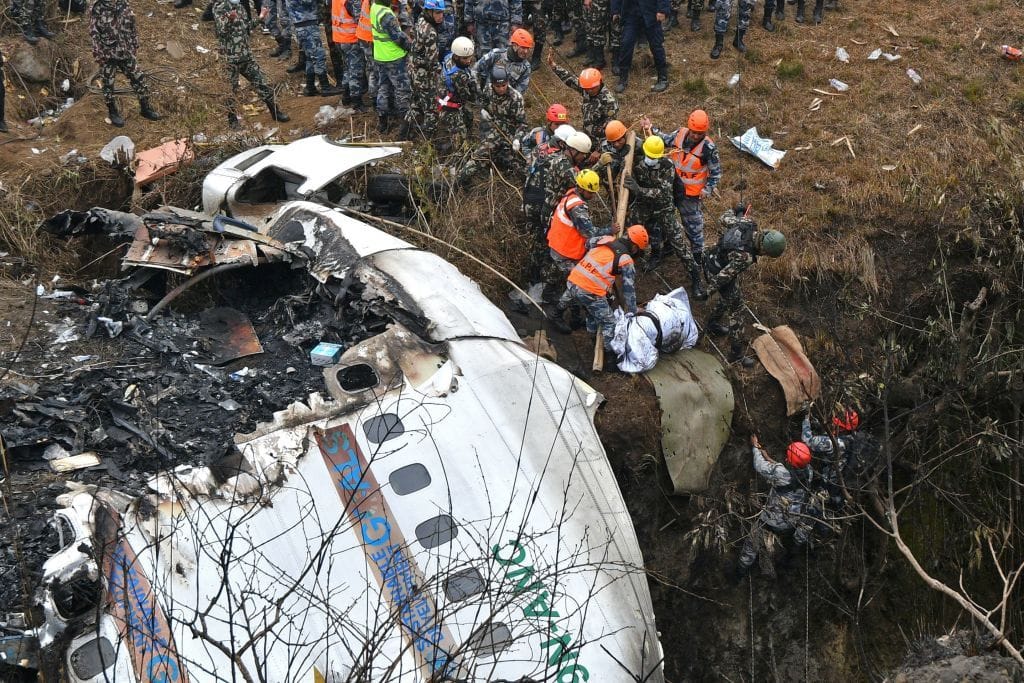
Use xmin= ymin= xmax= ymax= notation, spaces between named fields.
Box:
xmin=546 ymin=103 xmax=569 ymax=123
xmin=786 ymin=442 xmax=812 ymax=469
xmin=832 ymin=408 xmax=860 ymax=432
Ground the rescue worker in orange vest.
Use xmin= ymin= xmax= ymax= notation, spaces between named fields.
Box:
xmin=332 ymin=0 xmax=368 ymax=110
xmin=553 ymin=225 xmax=649 ymax=344
xmin=648 ymin=108 xmax=721 ymax=271
xmin=544 ymin=168 xmax=615 ymax=320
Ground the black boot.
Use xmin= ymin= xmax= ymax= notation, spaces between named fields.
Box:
xmin=729 ymin=341 xmax=755 ymax=368
xmin=269 ymin=37 xmax=291 ymax=58
xmin=201 ymin=1 xmax=214 ymax=20
xmin=664 ymin=9 xmax=678 ymax=31
xmin=318 ymin=73 xmax=342 ymax=96
xmin=775 ymin=0 xmax=784 ymax=19
xmin=340 ymin=85 xmax=352 ymax=105
xmin=35 ymin=21 xmax=56 ymax=38
xmin=651 ymin=66 xmax=668 ymax=92
xmin=708 ymin=319 xmax=729 ymax=336
xmin=710 ymin=31 xmax=725 ymax=59
xmin=795 ymin=0 xmax=806 ymax=22
xmin=545 ymin=303 xmax=572 ymax=334
xmin=21 ymin=26 xmax=39 ymax=45
xmin=611 ymin=50 xmax=621 ymax=76
xmin=568 ymin=36 xmax=586 ymax=58
xmin=614 ymin=75 xmax=628 ymax=93
xmin=530 ymin=39 xmax=544 ymax=68
xmin=139 ymin=98 xmax=161 ymax=120
xmin=551 ymin=25 xmax=564 ymax=46
xmin=397 ymin=117 xmax=412 ymax=141
xmin=732 ymin=29 xmax=747 ymax=52
xmin=173 ymin=0 xmax=191 ymax=7
xmin=287 ymin=51 xmax=307 ymax=73
xmin=688 ymin=262 xmax=708 ymax=300
xmin=302 ymin=73 xmax=319 ymax=96
xmin=377 ymin=113 xmax=389 ymax=133
xmin=762 ymin=2 xmax=775 ymax=30
xmin=107 ymin=101 xmax=125 ymax=128
xmin=227 ymin=111 xmax=241 ymax=129
xmin=350 ymin=94 xmax=367 ymax=112
xmin=812 ymin=0 xmax=823 ymax=23
xmin=264 ymin=98 xmax=290 ymax=121
xmin=644 ymin=245 xmax=663 ymax=272
xmin=589 ymin=46 xmax=606 ymax=68
xmin=690 ymin=14 xmax=701 ymax=31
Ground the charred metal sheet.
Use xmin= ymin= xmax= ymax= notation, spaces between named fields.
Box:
xmin=197 ymin=307 xmax=264 ymax=366
xmin=40 ymin=208 xmax=142 ymax=238
xmin=122 ymin=225 xmax=259 ymax=275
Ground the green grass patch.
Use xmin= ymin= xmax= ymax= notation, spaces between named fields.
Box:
xmin=681 ymin=78 xmax=709 ymax=97
xmin=962 ymin=80 xmax=985 ymax=103
xmin=776 ymin=59 xmax=804 ymax=79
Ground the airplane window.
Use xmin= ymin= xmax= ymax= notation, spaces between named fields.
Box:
xmin=443 ymin=567 xmax=486 ymax=602
xmin=69 ymin=636 xmax=117 ymax=679
xmin=469 ymin=622 xmax=513 ymax=657
xmin=415 ymin=514 xmax=458 ymax=549
xmin=364 ymin=413 xmax=405 ymax=444
xmin=338 ymin=363 xmax=379 ymax=392
xmin=389 ymin=463 xmax=430 ymax=495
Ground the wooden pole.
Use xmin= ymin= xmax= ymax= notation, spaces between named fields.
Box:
xmin=615 ymin=130 xmax=637 ymax=237
xmin=593 ymin=331 xmax=604 ymax=371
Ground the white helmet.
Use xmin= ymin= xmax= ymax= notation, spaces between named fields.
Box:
xmin=566 ymin=131 xmax=592 ymax=154
xmin=554 ymin=124 xmax=576 ymax=143
xmin=452 ymin=36 xmax=475 ymax=58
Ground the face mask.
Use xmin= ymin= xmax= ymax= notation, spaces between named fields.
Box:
xmin=643 ymin=157 xmax=659 ymax=168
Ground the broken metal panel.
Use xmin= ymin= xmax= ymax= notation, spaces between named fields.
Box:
xmin=197 ymin=307 xmax=264 ymax=366
xmin=121 ymin=224 xmax=261 ymax=275
xmin=647 ymin=350 xmax=735 ymax=494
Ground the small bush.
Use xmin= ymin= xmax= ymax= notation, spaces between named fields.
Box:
xmin=682 ymin=78 xmax=709 ymax=98
xmin=777 ymin=59 xmax=804 ymax=79
xmin=962 ymin=80 xmax=985 ymax=103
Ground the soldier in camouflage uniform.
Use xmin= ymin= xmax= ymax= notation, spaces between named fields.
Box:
xmin=266 ymin=0 xmax=294 ymax=58
xmin=89 ymin=0 xmax=160 ymax=127
xmin=405 ymin=0 xmax=446 ymax=139
xmin=458 ymin=66 xmax=526 ymax=185
xmin=12 ymin=0 xmax=56 ymax=44
xmin=437 ymin=36 xmax=478 ymax=147
xmin=710 ymin=0 xmax=754 ymax=58
xmin=624 ymin=136 xmax=701 ymax=293
xmin=288 ymin=0 xmax=342 ymax=95
xmin=521 ymin=127 xmax=578 ymax=288
xmin=464 ymin=0 xmax=521 ymax=55
xmin=473 ymin=28 xmax=533 ymax=94
xmin=581 ymin=0 xmax=609 ymax=68
xmin=212 ymin=0 xmax=290 ymax=128
xmin=554 ymin=228 xmax=646 ymax=345
xmin=520 ymin=0 xmax=547 ymax=67
xmin=547 ymin=53 xmax=619 ymax=143
xmin=704 ymin=205 xmax=786 ymax=364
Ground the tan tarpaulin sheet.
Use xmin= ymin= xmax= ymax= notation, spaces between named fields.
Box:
xmin=750 ymin=324 xmax=821 ymax=416
xmin=646 ymin=349 xmax=734 ymax=494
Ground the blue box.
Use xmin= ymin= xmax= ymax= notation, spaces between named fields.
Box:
xmin=310 ymin=342 xmax=343 ymax=366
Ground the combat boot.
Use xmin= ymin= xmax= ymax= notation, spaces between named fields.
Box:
xmin=302 ymin=73 xmax=319 ymax=96
xmin=651 ymin=67 xmax=668 ymax=92
xmin=732 ymin=29 xmax=747 ymax=52
xmin=318 ymin=73 xmax=342 ymax=96
xmin=287 ymin=51 xmax=307 ymax=73
xmin=707 ymin=318 xmax=729 ymax=336
xmin=350 ymin=94 xmax=367 ymax=112
xmin=340 ymin=85 xmax=352 ymax=105
xmin=589 ymin=46 xmax=606 ymax=69
xmin=139 ymin=98 xmax=161 ymax=121
xmin=795 ymin=0 xmax=806 ymax=22
xmin=264 ymin=98 xmax=290 ymax=121
xmin=530 ymin=41 xmax=543 ymax=68
xmin=269 ymin=37 xmax=291 ymax=58
xmin=643 ymin=245 xmax=663 ymax=272
xmin=227 ymin=111 xmax=241 ymax=130
xmin=377 ymin=113 xmax=390 ymax=133
xmin=551 ymin=25 xmax=564 ymax=46
xmin=21 ymin=26 xmax=39 ymax=45
xmin=762 ymin=2 xmax=775 ymax=30
xmin=201 ymin=1 xmax=214 ymax=20
xmin=107 ymin=101 xmax=125 ymax=128
xmin=664 ymin=9 xmax=678 ymax=31
xmin=687 ymin=263 xmax=708 ymax=301
xmin=690 ymin=14 xmax=701 ymax=31
xmin=173 ymin=0 xmax=191 ymax=7
xmin=544 ymin=303 xmax=572 ymax=334
xmin=775 ymin=1 xmax=784 ymax=19
xmin=397 ymin=118 xmax=412 ymax=141
xmin=568 ymin=36 xmax=586 ymax=58
xmin=34 ymin=21 xmax=56 ymax=39
xmin=710 ymin=31 xmax=725 ymax=59
xmin=812 ymin=0 xmax=823 ymax=23
xmin=729 ymin=341 xmax=756 ymax=368
xmin=614 ymin=75 xmax=628 ymax=94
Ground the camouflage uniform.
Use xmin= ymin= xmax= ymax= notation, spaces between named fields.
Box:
xmin=608 ymin=12 xmax=622 ymax=59
xmin=13 ymin=0 xmax=45 ymax=35
xmin=551 ymin=63 xmax=618 ymax=141
xmin=473 ymin=45 xmax=531 ymax=94
xmin=739 ymin=444 xmax=815 ymax=570
xmin=372 ymin=3 xmax=413 ymax=117
xmin=459 ymin=82 xmax=526 ymax=182
xmin=583 ymin=0 xmax=609 ymax=54
xmin=558 ymin=239 xmax=637 ymax=348
xmin=465 ymin=0 xmax=521 ymax=54
xmin=212 ymin=0 xmax=275 ymax=107
xmin=406 ymin=14 xmax=443 ymax=136
xmin=319 ymin=0 xmax=347 ymax=80
xmin=266 ymin=0 xmax=293 ymax=44
xmin=338 ymin=0 xmax=366 ymax=99
xmin=287 ymin=0 xmax=329 ymax=77
xmin=437 ymin=6 xmax=457 ymax=55
xmin=437 ymin=52 xmax=478 ymax=144
xmin=89 ymin=0 xmax=150 ymax=104
xmin=714 ymin=0 xmax=754 ymax=32
xmin=521 ymin=0 xmax=547 ymax=58
xmin=591 ymin=137 xmax=630 ymax=178
xmin=704 ymin=210 xmax=756 ymax=349
xmin=629 ymin=155 xmax=695 ymax=270
xmin=656 ymin=126 xmax=721 ymax=257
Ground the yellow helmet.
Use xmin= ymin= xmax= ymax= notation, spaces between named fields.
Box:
xmin=642 ymin=135 xmax=665 ymax=159
xmin=575 ymin=169 xmax=601 ymax=193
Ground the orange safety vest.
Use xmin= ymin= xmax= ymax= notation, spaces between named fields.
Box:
xmin=568 ymin=236 xmax=633 ymax=296
xmin=547 ymin=189 xmax=588 ymax=260
xmin=355 ymin=0 xmax=373 ymax=42
xmin=332 ymin=0 xmax=359 ymax=44
xmin=668 ymin=128 xmax=710 ymax=197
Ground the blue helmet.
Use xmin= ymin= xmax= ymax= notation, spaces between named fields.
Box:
xmin=423 ymin=0 xmax=445 ymax=9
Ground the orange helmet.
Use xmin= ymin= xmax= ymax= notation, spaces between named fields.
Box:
xmin=546 ymin=103 xmax=569 ymax=123
xmin=626 ymin=224 xmax=649 ymax=249
xmin=687 ymin=109 xmax=709 ymax=133
xmin=510 ymin=28 xmax=535 ymax=48
xmin=832 ymin=408 xmax=860 ymax=432
xmin=604 ymin=119 xmax=627 ymax=142
xmin=579 ymin=68 xmax=602 ymax=89
xmin=786 ymin=442 xmax=812 ymax=469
